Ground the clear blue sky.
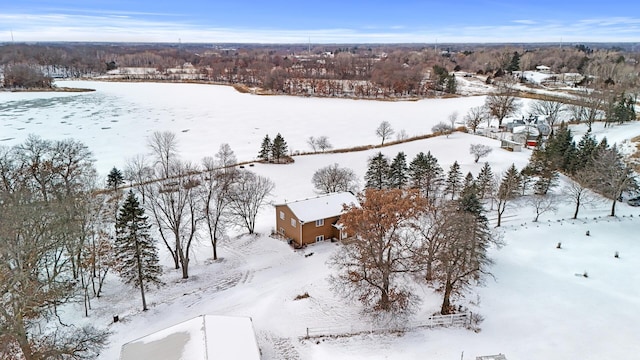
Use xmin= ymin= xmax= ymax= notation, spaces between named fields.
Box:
xmin=1 ymin=0 xmax=639 ymax=43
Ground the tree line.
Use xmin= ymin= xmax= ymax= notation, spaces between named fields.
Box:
xmin=0 ymin=132 xmax=275 ymax=359
xmin=318 ymin=117 xmax=637 ymax=318
xmin=3 ymin=43 xmax=637 ymax=99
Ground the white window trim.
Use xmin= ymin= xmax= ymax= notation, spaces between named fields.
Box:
xmin=315 ymin=235 xmax=324 ymax=242
xmin=315 ymin=219 xmax=324 ymax=227
xmin=291 ymin=218 xmax=296 ymax=227
xmin=280 ymin=211 xmax=285 ymax=220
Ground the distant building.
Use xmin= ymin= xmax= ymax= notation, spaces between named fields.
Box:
xmin=274 ymin=192 xmax=359 ymax=247
xmin=120 ymin=315 xmax=261 ymax=360
xmin=536 ymin=65 xmax=551 ymax=73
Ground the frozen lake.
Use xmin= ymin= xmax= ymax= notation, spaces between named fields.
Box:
xmin=0 ymin=81 xmax=487 ymax=176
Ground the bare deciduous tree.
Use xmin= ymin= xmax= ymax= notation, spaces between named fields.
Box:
xmin=329 ymin=189 xmax=427 ymax=314
xmin=570 ymin=89 xmax=605 ymax=132
xmin=227 ymin=171 xmax=274 ymax=234
xmin=147 ymin=131 xmax=178 ymax=178
xmin=448 ymin=111 xmax=459 ymax=130
xmin=201 ymin=145 xmax=238 ymax=260
xmin=0 ymin=139 xmax=109 ymax=360
xmin=151 ymin=161 xmax=201 ymax=279
xmin=311 ymin=163 xmax=359 ymax=194
xmin=124 ymin=154 xmax=153 ymax=204
xmin=376 ymin=120 xmax=394 ymax=145
xmin=590 ymin=145 xmax=638 ymax=216
xmin=529 ymin=97 xmax=567 ymax=131
xmin=526 ymin=194 xmax=559 ymax=222
xmin=469 ymin=143 xmax=493 ymax=163
xmin=464 ymin=106 xmax=487 ymax=134
xmin=307 ymin=136 xmax=333 ymax=152
xmin=484 ymin=79 xmax=522 ymax=127
xmin=316 ymin=136 xmax=333 ymax=152
xmin=432 ymin=122 xmax=453 ymax=137
xmin=564 ymin=171 xmax=597 ymax=219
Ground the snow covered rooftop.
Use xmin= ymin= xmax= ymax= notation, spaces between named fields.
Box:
xmin=119 ymin=315 xmax=260 ymax=360
xmin=280 ymin=192 xmax=359 ymax=223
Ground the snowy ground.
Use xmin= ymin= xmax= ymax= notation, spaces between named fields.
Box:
xmin=2 ymin=81 xmax=640 ymax=359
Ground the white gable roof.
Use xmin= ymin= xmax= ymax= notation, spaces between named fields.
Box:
xmin=120 ymin=315 xmax=260 ymax=360
xmin=284 ymin=192 xmax=359 ymax=223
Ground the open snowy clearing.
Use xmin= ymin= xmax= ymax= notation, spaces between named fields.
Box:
xmin=2 ymin=81 xmax=640 ymax=359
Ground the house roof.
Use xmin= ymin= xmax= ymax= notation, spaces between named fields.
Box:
xmin=279 ymin=192 xmax=359 ymax=223
xmin=119 ymin=315 xmax=260 ymax=360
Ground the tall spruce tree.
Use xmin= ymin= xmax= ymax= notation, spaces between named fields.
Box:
xmin=115 ymin=191 xmax=162 ymax=311
xmin=409 ymin=151 xmax=443 ymax=199
xmin=445 ymin=161 xmax=463 ymax=200
xmin=476 ymin=162 xmax=494 ymax=199
xmin=524 ymin=142 xmax=558 ymax=195
xmin=574 ymin=130 xmax=599 ymax=171
xmin=463 ymin=171 xmax=475 ymax=191
xmin=107 ymin=166 xmax=126 ymax=221
xmin=546 ymin=123 xmax=576 ymax=172
xmin=258 ymin=134 xmax=272 ymax=162
xmin=271 ymin=133 xmax=288 ymax=163
xmin=388 ymin=152 xmax=409 ymax=189
xmin=107 ymin=166 xmax=125 ymax=191
xmin=365 ymin=152 xmax=390 ymax=189
xmin=496 ymin=164 xmax=521 ymax=227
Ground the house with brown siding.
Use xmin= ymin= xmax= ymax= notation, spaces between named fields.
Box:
xmin=274 ymin=192 xmax=359 ymax=247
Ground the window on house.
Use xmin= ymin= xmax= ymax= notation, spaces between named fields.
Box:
xmin=279 ymin=211 xmax=285 ymax=220
xmin=291 ymin=218 xmax=296 ymax=227
xmin=315 ymin=235 xmax=324 ymax=242
xmin=279 ymin=227 xmax=285 ymax=235
xmin=315 ymin=219 xmax=324 ymax=227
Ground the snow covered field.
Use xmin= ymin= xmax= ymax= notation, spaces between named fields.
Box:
xmin=2 ymin=81 xmax=640 ymax=359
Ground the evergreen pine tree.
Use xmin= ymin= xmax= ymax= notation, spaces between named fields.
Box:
xmin=388 ymin=152 xmax=409 ymax=189
xmin=524 ymin=143 xmax=558 ymax=195
xmin=463 ymin=171 xmax=475 ymax=190
xmin=365 ymin=152 xmax=390 ymax=189
xmin=445 ymin=74 xmax=457 ymax=94
xmin=115 ymin=191 xmax=162 ymax=311
xmin=546 ymin=123 xmax=576 ymax=172
xmin=507 ymin=51 xmax=520 ymax=73
xmin=258 ymin=134 xmax=272 ymax=162
xmin=520 ymin=169 xmax=533 ymax=196
xmin=574 ymin=130 xmax=599 ymax=171
xmin=476 ymin=162 xmax=494 ymax=199
xmin=409 ymin=151 xmax=443 ymax=199
xmin=107 ymin=166 xmax=126 ymax=221
xmin=445 ymin=161 xmax=463 ymax=200
xmin=271 ymin=133 xmax=288 ymax=163
xmin=107 ymin=167 xmax=125 ymax=191
xmin=459 ymin=179 xmax=484 ymax=218
xmin=496 ymin=164 xmax=521 ymax=227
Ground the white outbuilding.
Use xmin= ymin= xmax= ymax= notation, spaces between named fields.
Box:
xmin=120 ymin=315 xmax=261 ymax=360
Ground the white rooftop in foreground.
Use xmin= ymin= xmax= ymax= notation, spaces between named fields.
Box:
xmin=120 ymin=315 xmax=260 ymax=360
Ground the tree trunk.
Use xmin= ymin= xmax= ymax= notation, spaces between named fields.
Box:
xmin=573 ymin=198 xmax=580 ymax=219
xmin=496 ymin=202 xmax=505 ymax=227
xmin=610 ymin=199 xmax=617 ymax=217
xmin=15 ymin=314 xmax=34 ymax=360
xmin=440 ymin=281 xmax=454 ymax=315
xmin=135 ymin=237 xmax=148 ymax=311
